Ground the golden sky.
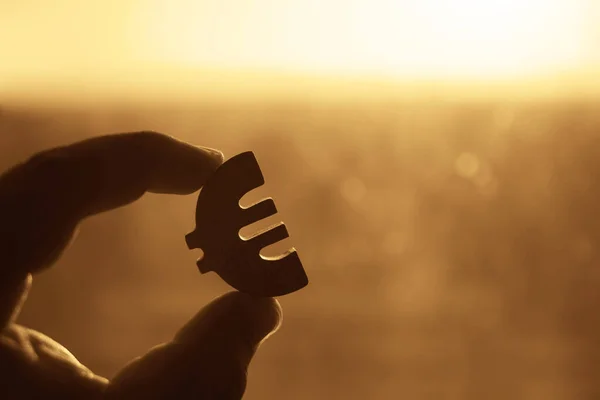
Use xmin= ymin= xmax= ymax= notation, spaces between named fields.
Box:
xmin=1 ymin=0 xmax=599 ymax=100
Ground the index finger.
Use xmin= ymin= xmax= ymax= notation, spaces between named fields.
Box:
xmin=0 ymin=132 xmax=224 ymax=279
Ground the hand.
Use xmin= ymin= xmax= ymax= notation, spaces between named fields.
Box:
xmin=0 ymin=132 xmax=282 ymax=399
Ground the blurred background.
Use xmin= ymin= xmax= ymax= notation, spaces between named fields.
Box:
xmin=2 ymin=0 xmax=600 ymax=398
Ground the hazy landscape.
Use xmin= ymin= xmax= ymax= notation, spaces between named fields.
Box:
xmin=2 ymin=96 xmax=600 ymax=399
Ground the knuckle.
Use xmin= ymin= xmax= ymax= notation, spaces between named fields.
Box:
xmin=123 ymin=131 xmax=176 ymax=160
xmin=196 ymin=348 xmax=249 ymax=399
xmin=228 ymin=361 xmax=248 ymax=399
xmin=22 ymin=148 xmax=75 ymax=189
xmin=130 ymin=131 xmax=172 ymax=146
xmin=27 ymin=148 xmax=70 ymax=171
xmin=209 ymin=360 xmax=248 ymax=400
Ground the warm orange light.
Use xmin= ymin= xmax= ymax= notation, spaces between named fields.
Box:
xmin=138 ymin=0 xmax=587 ymax=79
xmin=0 ymin=0 xmax=596 ymax=100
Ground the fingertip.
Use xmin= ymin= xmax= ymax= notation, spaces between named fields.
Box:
xmin=147 ymin=135 xmax=224 ymax=194
xmin=175 ymin=291 xmax=283 ymax=347
xmin=194 ymin=145 xmax=225 ymax=166
xmin=228 ymin=292 xmax=283 ymax=344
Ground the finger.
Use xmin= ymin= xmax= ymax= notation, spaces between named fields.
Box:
xmin=106 ymin=292 xmax=282 ymax=399
xmin=0 ymin=132 xmax=224 ymax=279
xmin=173 ymin=291 xmax=282 ymax=366
xmin=1 ymin=131 xmax=224 ymax=216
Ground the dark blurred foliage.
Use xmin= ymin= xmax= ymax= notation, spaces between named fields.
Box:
xmin=1 ymin=99 xmax=599 ymax=399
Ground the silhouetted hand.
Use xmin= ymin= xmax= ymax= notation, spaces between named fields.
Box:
xmin=0 ymin=132 xmax=282 ymax=399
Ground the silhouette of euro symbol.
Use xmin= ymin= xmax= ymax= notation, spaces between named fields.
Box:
xmin=186 ymin=151 xmax=309 ymax=297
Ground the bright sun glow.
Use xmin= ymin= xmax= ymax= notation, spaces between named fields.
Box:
xmin=0 ymin=0 xmax=596 ymax=100
xmin=139 ymin=0 xmax=586 ymax=79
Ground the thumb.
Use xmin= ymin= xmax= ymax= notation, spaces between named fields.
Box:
xmin=105 ymin=292 xmax=282 ymax=399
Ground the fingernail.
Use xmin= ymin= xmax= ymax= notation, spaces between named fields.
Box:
xmin=258 ymin=299 xmax=283 ymax=347
xmin=197 ymin=146 xmax=225 ymax=164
